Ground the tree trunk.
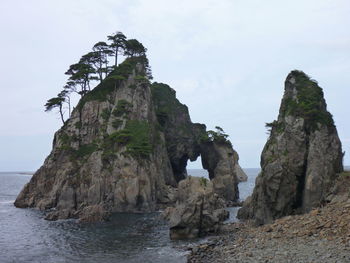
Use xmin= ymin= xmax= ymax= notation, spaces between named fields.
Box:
xmin=59 ymin=104 xmax=64 ymax=125
xmin=67 ymin=96 xmax=71 ymax=117
xmin=115 ymin=48 xmax=118 ymax=66
xmin=99 ymin=55 xmax=103 ymax=82
xmin=104 ymin=62 xmax=109 ymax=78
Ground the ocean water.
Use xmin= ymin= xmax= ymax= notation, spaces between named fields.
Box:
xmin=0 ymin=169 xmax=259 ymax=263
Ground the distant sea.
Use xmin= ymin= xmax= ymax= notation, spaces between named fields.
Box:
xmin=0 ymin=168 xmax=260 ymax=263
xmin=2 ymin=166 xmax=350 ymax=262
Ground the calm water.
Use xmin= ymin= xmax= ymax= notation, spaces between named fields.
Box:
xmin=0 ymin=169 xmax=259 ymax=263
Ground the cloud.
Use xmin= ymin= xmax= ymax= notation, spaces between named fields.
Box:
xmin=0 ymin=0 xmax=349 ymax=169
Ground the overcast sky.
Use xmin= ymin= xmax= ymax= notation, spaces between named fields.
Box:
xmin=0 ymin=0 xmax=349 ymax=171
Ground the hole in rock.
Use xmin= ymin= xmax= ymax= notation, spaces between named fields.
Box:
xmin=186 ymin=158 xmax=208 ymax=179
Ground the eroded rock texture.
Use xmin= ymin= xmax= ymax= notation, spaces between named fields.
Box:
xmin=15 ymin=58 xmax=245 ymax=222
xmin=238 ymin=70 xmax=343 ymax=225
xmin=200 ymin=141 xmax=240 ymax=203
xmin=164 ymin=177 xmax=229 ymax=239
xmin=15 ymin=59 xmax=174 ymax=220
xmin=151 ymin=83 xmax=205 ymax=182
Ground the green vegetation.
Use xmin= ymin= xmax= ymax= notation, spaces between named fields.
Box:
xmin=72 ymin=143 xmax=98 ymax=158
xmin=266 ymin=154 xmax=278 ymax=163
xmin=340 ymin=171 xmax=350 ymax=177
xmin=57 ymin=130 xmax=97 ymax=159
xmin=59 ymin=132 xmax=71 ymax=146
xmin=265 ymin=120 xmax=285 ymax=135
xmin=112 ymin=119 xmax=123 ymax=129
xmin=283 ymin=70 xmax=334 ymax=130
xmin=76 ymin=57 xmax=148 ymax=110
xmin=101 ymin=108 xmax=111 ymax=121
xmin=113 ymin=100 xmax=132 ymax=117
xmin=74 ymin=121 xmax=82 ymax=129
xmin=199 ymin=177 xmax=208 ymax=187
xmin=77 ymin=77 xmax=116 ymax=108
xmin=44 ymin=92 xmax=66 ymax=124
xmin=151 ymin=82 xmax=188 ymax=127
xmin=135 ymin=75 xmax=149 ymax=83
xmin=45 ymin=31 xmax=152 ymax=122
xmin=201 ymin=126 xmax=232 ymax=146
xmin=108 ymin=120 xmax=152 ymax=158
xmin=107 ymin=31 xmax=127 ymax=67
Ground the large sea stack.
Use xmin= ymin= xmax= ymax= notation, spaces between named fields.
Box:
xmin=15 ymin=56 xmax=246 ymax=222
xmin=238 ymin=70 xmax=343 ymax=225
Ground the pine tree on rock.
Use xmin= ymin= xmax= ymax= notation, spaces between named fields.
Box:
xmin=107 ymin=31 xmax=126 ymax=67
xmin=92 ymin=41 xmax=114 ymax=80
xmin=44 ymin=94 xmax=66 ymax=124
xmin=65 ymin=60 xmax=96 ymax=96
xmin=124 ymin=39 xmax=147 ymax=57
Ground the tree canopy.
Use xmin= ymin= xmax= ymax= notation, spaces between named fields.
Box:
xmin=45 ymin=31 xmax=151 ymax=125
xmin=44 ymin=95 xmax=65 ymax=124
xmin=107 ymin=31 xmax=126 ymax=67
xmin=202 ymin=126 xmax=231 ymax=145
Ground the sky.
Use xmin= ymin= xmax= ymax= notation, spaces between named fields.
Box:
xmin=0 ymin=0 xmax=349 ymax=171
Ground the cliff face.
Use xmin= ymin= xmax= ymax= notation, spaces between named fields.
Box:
xmin=238 ymin=70 xmax=343 ymax=225
xmin=15 ymin=59 xmax=175 ymax=220
xmin=15 ymin=58 xmax=245 ymax=221
xmin=151 ymin=83 xmax=205 ymax=182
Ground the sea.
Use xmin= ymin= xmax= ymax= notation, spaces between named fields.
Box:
xmin=0 ymin=169 xmax=259 ymax=263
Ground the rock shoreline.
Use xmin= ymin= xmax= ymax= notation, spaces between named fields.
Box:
xmin=188 ymin=202 xmax=350 ymax=262
xmin=188 ymin=172 xmax=350 ymax=262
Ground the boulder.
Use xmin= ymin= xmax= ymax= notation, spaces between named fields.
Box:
xmin=165 ymin=177 xmax=229 ymax=240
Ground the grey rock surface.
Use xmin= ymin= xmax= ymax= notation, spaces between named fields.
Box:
xmin=15 ymin=60 xmax=174 ymax=221
xmin=238 ymin=70 xmax=343 ymax=225
xmin=164 ymin=177 xmax=229 ymax=240
xmin=201 ymin=141 xmax=243 ymax=203
xmin=151 ymin=82 xmax=206 ymax=182
xmin=15 ymin=59 xmax=245 ymax=223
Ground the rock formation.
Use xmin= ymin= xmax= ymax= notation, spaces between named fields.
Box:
xmin=200 ymin=141 xmax=240 ymax=203
xmin=15 ymin=58 xmax=175 ymax=220
xmin=238 ymin=70 xmax=343 ymax=225
xmin=151 ymin=82 xmax=205 ymax=182
xmin=15 ymin=57 xmax=245 ymax=222
xmin=164 ymin=176 xmax=229 ymax=239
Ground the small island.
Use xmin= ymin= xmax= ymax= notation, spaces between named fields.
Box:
xmin=14 ymin=32 xmax=246 ymax=238
xmin=188 ymin=70 xmax=348 ymax=262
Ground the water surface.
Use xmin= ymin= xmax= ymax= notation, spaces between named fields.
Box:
xmin=0 ymin=169 xmax=259 ymax=263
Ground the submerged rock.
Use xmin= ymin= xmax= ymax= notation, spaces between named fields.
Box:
xmin=238 ymin=70 xmax=343 ymax=225
xmin=164 ymin=177 xmax=229 ymax=240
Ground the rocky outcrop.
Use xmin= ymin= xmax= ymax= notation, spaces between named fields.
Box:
xmin=325 ymin=171 xmax=350 ymax=204
xmin=164 ymin=176 xmax=229 ymax=239
xmin=238 ymin=70 xmax=343 ymax=225
xmin=200 ymin=141 xmax=242 ymax=203
xmin=235 ymin=158 xmax=248 ymax=182
xmin=15 ymin=58 xmax=175 ymax=220
xmin=15 ymin=57 xmax=245 ymax=222
xmin=151 ymin=83 xmax=206 ymax=182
